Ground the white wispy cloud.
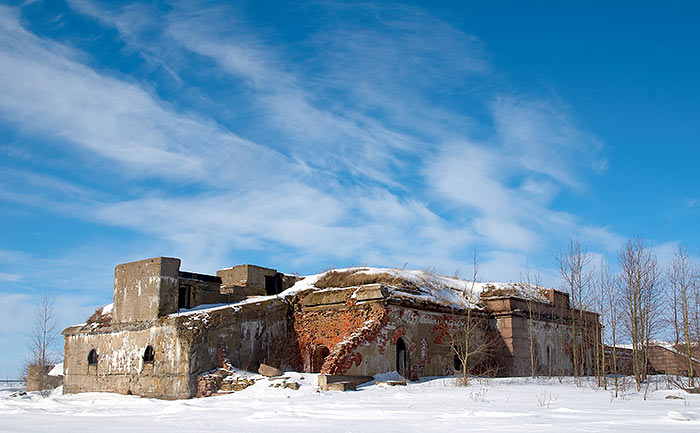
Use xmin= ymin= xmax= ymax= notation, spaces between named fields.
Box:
xmin=0 ymin=5 xmax=286 ymax=189
xmin=491 ymin=95 xmax=607 ymax=189
xmin=163 ymin=4 xmax=422 ymax=187
xmin=0 ymin=249 xmax=30 ymax=264
xmin=1 ymin=1 xmax=618 ymax=286
xmin=0 ymin=273 xmax=21 ymax=282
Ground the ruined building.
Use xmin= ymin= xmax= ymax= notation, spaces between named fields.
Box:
xmin=62 ymin=257 xmax=600 ymax=399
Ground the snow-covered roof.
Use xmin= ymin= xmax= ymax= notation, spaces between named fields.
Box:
xmin=73 ymin=267 xmax=552 ymax=325
xmin=281 ymin=267 xmax=549 ymax=309
xmin=48 ymin=363 xmax=63 ymax=376
xmin=169 ymin=266 xmax=553 ymax=317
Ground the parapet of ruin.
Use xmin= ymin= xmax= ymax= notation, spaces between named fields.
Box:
xmin=62 ymin=257 xmax=601 ymax=399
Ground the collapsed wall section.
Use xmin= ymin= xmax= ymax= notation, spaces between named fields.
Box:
xmin=180 ymin=297 xmax=299 ymax=382
xmin=293 ymin=284 xmax=500 ymax=379
xmin=26 ymin=364 xmax=62 ymax=392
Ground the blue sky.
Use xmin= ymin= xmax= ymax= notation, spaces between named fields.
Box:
xmin=0 ymin=0 xmax=698 ymax=377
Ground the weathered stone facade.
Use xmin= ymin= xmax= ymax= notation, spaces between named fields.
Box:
xmin=62 ymin=257 xmax=601 ymax=399
xmin=26 ymin=364 xmax=62 ymax=392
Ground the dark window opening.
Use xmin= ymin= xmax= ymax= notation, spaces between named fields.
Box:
xmin=396 ymin=337 xmax=409 ymax=378
xmin=312 ymin=345 xmax=330 ymax=373
xmin=264 ymin=273 xmax=283 ymax=295
xmin=178 ymin=285 xmax=190 ymax=309
xmin=88 ymin=349 xmax=98 ymax=365
xmin=143 ymin=345 xmax=155 ymax=363
xmin=453 ymin=350 xmax=461 ymax=371
xmin=546 ymin=346 xmax=551 ymax=375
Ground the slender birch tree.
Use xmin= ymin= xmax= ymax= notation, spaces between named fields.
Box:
xmin=668 ymin=244 xmax=697 ymax=387
xmin=556 ymin=239 xmax=593 ymax=377
xmin=618 ymin=237 xmax=662 ymax=390
xmin=27 ymin=290 xmax=58 ymax=393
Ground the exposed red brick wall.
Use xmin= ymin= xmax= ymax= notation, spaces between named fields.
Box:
xmin=293 ymin=303 xmax=388 ymax=375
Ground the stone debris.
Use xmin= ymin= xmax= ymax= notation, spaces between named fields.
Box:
xmin=196 ymin=367 xmax=259 ymax=397
xmin=258 ymin=363 xmax=283 ymax=377
xmin=220 ymin=377 xmax=256 ymax=392
xmin=268 ymin=379 xmax=300 ymax=390
xmin=283 ymin=381 xmax=300 ymax=390
xmin=318 ymin=374 xmax=373 ymax=390
xmin=324 ymin=381 xmax=355 ymax=391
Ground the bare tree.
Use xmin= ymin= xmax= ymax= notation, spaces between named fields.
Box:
xmin=596 ymin=257 xmax=613 ymax=389
xmin=451 ymin=250 xmax=496 ymax=385
xmin=695 ymin=287 xmax=700 ymax=354
xmin=668 ymin=244 xmax=697 ymax=387
xmin=618 ymin=237 xmax=662 ymax=391
xmin=27 ymin=290 xmax=59 ymax=393
xmin=520 ymin=266 xmax=542 ymax=377
xmin=607 ymin=268 xmax=620 ymax=397
xmin=556 ymin=239 xmax=594 ymax=377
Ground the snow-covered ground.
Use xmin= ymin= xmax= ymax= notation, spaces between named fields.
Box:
xmin=2 ymin=374 xmax=699 ymax=432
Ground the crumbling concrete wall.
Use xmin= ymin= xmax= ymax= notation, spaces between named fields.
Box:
xmin=62 ymin=322 xmax=192 ymax=399
xmin=181 ymin=297 xmax=298 ymax=385
xmin=217 ymin=264 xmax=276 ymax=289
xmin=178 ymin=275 xmax=228 ymax=309
xmin=113 ymin=257 xmax=181 ymax=323
xmin=26 ymin=364 xmax=62 ymax=392
xmin=63 ymin=257 xmax=301 ymax=399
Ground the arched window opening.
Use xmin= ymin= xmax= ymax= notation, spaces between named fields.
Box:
xmin=143 ymin=345 xmax=155 ymax=363
xmin=312 ymin=345 xmax=330 ymax=373
xmin=88 ymin=349 xmax=98 ymax=366
xmin=396 ymin=337 xmax=409 ymax=378
xmin=453 ymin=347 xmax=461 ymax=372
xmin=546 ymin=346 xmax=552 ymax=376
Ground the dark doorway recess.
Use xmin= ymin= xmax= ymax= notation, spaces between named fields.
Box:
xmin=312 ymin=345 xmax=330 ymax=373
xmin=265 ymin=273 xmax=283 ymax=295
xmin=396 ymin=337 xmax=409 ymax=378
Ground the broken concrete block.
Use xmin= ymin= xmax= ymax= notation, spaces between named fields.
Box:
xmin=324 ymin=381 xmax=355 ymax=391
xmin=258 ymin=363 xmax=283 ymax=377
xmin=318 ymin=374 xmax=373 ymax=388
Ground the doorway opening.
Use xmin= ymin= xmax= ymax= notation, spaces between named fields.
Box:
xmin=396 ymin=337 xmax=409 ymax=378
xmin=312 ymin=345 xmax=330 ymax=373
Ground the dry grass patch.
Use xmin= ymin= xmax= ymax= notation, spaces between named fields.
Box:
xmin=86 ymin=306 xmax=112 ymax=325
xmin=314 ymin=269 xmax=421 ymax=291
